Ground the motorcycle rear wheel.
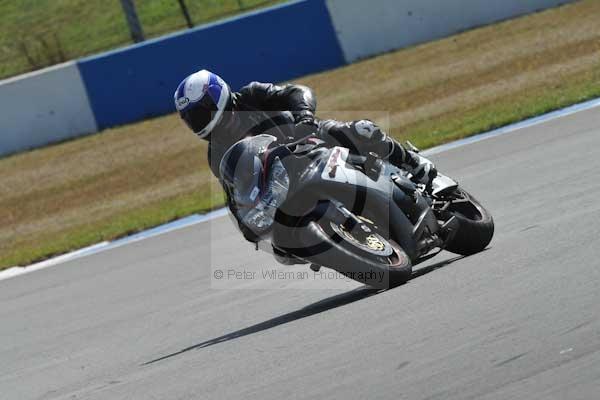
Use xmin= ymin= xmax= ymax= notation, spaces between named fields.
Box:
xmin=444 ymin=189 xmax=494 ymax=255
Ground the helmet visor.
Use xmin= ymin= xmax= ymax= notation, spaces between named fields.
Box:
xmin=181 ymin=95 xmax=219 ymax=134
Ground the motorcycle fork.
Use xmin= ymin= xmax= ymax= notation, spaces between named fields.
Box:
xmin=328 ymin=201 xmax=374 ymax=241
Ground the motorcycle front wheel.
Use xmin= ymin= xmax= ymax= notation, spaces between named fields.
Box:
xmin=296 ymin=215 xmax=412 ymax=288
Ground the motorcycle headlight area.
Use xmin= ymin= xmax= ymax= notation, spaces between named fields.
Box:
xmin=242 ymin=157 xmax=290 ymax=232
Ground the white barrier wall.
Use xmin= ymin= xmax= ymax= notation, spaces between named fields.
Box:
xmin=0 ymin=62 xmax=97 ymax=156
xmin=325 ymin=0 xmax=574 ymax=62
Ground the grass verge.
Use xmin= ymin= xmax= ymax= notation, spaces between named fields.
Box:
xmin=2 ymin=0 xmax=600 ymax=270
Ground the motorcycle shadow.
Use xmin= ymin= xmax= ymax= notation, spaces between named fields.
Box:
xmin=411 ymin=255 xmax=465 ymax=280
xmin=143 ymin=255 xmax=464 ymax=366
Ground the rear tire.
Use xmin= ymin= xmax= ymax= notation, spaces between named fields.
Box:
xmin=444 ymin=189 xmax=494 ymax=255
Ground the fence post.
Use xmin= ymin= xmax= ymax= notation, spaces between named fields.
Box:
xmin=177 ymin=0 xmax=194 ymax=28
xmin=119 ymin=0 xmax=145 ymax=43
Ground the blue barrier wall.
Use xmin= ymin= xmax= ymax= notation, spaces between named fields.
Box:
xmin=78 ymin=0 xmax=344 ymax=130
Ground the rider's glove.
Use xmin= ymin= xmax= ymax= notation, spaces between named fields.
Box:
xmin=294 ymin=111 xmax=319 ymax=137
xmin=353 ymin=120 xmax=387 ymax=143
xmin=411 ymin=154 xmax=438 ymax=188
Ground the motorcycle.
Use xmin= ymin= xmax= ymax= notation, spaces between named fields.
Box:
xmin=221 ymin=130 xmax=494 ymax=289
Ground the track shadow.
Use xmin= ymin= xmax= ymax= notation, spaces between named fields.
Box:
xmin=143 ymin=255 xmax=464 ymax=366
xmin=411 ymin=255 xmax=465 ymax=280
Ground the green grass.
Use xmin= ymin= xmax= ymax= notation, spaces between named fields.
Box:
xmin=397 ymin=70 xmax=600 ymax=150
xmin=0 ymin=0 xmax=285 ymax=79
xmin=2 ymin=0 xmax=600 ymax=270
xmin=1 ymin=188 xmax=224 ymax=268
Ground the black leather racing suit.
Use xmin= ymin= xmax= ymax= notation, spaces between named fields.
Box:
xmin=205 ymin=82 xmax=429 ymax=180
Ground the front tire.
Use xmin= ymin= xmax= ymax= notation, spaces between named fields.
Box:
xmin=297 ymin=217 xmax=412 ymax=288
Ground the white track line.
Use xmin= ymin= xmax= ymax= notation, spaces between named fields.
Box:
xmin=0 ymin=208 xmax=228 ymax=281
xmin=2 ymin=97 xmax=600 ymax=282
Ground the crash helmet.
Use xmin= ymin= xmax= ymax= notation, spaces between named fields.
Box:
xmin=174 ymin=69 xmax=232 ymax=138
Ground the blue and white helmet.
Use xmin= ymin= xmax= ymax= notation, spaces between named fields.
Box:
xmin=174 ymin=69 xmax=232 ymax=138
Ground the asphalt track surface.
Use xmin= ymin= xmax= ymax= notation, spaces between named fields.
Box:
xmin=2 ymin=108 xmax=600 ymax=400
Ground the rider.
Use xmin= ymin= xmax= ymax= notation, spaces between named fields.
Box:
xmin=174 ymin=69 xmax=437 ymax=184
xmin=174 ymin=70 xmax=438 ymax=255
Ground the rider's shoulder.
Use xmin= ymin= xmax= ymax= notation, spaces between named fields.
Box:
xmin=239 ymin=81 xmax=274 ymax=94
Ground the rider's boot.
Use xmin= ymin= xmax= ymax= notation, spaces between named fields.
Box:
xmin=386 ymin=138 xmax=438 ymax=187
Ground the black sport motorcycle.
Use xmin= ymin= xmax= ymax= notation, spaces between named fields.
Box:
xmin=220 ymin=132 xmax=494 ymax=289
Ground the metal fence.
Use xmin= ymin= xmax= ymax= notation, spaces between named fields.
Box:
xmin=0 ymin=0 xmax=284 ymax=80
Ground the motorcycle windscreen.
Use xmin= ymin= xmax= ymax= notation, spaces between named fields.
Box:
xmin=240 ymin=158 xmax=289 ymax=233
